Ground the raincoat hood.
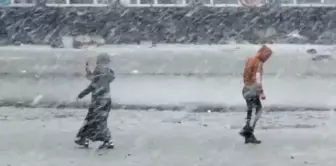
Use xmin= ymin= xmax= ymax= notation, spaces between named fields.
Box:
xmin=256 ymin=45 xmax=272 ymax=62
xmin=96 ymin=53 xmax=111 ymax=65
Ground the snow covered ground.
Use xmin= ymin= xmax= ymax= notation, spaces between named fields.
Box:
xmin=1 ymin=44 xmax=336 ymax=165
xmin=1 ymin=108 xmax=336 ymax=166
xmin=0 ymin=44 xmax=336 ymax=109
xmin=1 ymin=44 xmax=336 ymax=76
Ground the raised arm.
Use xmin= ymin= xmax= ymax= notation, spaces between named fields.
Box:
xmin=85 ymin=61 xmax=94 ymax=81
xmin=78 ymin=69 xmax=100 ymax=99
xmin=107 ymin=69 xmax=115 ymax=82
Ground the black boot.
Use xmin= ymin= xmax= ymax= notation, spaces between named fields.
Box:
xmin=239 ymin=124 xmax=253 ymax=138
xmin=98 ymin=140 xmax=114 ymax=149
xmin=241 ymin=130 xmax=254 ymax=144
xmin=75 ymin=137 xmax=89 ymax=148
xmin=246 ymin=133 xmax=262 ymax=144
xmin=239 ymin=125 xmax=261 ymax=144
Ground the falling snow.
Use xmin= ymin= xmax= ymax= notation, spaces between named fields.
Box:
xmin=1 ymin=1 xmax=336 ymax=166
xmin=1 ymin=4 xmax=336 ymax=46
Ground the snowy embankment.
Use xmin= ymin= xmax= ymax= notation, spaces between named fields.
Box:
xmin=0 ymin=44 xmax=335 ymax=111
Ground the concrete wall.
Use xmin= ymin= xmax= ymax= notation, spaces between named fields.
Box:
xmin=2 ymin=7 xmax=336 ymax=46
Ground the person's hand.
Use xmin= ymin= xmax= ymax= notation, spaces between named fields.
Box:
xmin=260 ymin=92 xmax=266 ymax=100
xmin=85 ymin=61 xmax=90 ymax=73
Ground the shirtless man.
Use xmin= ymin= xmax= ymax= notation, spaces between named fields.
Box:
xmin=239 ymin=45 xmax=272 ymax=144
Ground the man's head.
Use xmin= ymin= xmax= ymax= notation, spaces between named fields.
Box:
xmin=96 ymin=53 xmax=111 ymax=65
xmin=257 ymin=45 xmax=272 ymax=62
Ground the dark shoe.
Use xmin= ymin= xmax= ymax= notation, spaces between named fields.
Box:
xmin=239 ymin=129 xmax=249 ymax=137
xmin=75 ymin=138 xmax=89 ymax=148
xmin=239 ymin=125 xmax=261 ymax=144
xmin=98 ymin=141 xmax=114 ymax=149
xmin=240 ymin=130 xmax=253 ymax=144
xmin=246 ymin=134 xmax=261 ymax=144
xmin=239 ymin=125 xmax=253 ymax=138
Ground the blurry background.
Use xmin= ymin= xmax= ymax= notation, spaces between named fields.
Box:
xmin=1 ymin=1 xmax=336 ymax=165
xmin=1 ymin=0 xmax=336 ymax=47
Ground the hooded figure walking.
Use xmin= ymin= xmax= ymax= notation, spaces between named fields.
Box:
xmin=239 ymin=45 xmax=272 ymax=144
xmin=75 ymin=53 xmax=115 ymax=149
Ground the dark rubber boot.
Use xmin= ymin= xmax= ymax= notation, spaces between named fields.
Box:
xmin=239 ymin=124 xmax=253 ymax=138
xmin=75 ymin=137 xmax=89 ymax=148
xmin=239 ymin=125 xmax=261 ymax=144
xmin=98 ymin=140 xmax=114 ymax=149
xmin=246 ymin=133 xmax=262 ymax=144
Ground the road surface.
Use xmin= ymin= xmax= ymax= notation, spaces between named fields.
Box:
xmin=1 ymin=108 xmax=336 ymax=166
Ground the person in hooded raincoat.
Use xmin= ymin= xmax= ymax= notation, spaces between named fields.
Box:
xmin=239 ymin=45 xmax=272 ymax=144
xmin=75 ymin=53 xmax=115 ymax=149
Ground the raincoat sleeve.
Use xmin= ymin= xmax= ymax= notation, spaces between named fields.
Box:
xmin=77 ymin=83 xmax=94 ymax=99
xmin=77 ymin=70 xmax=100 ymax=99
xmin=108 ymin=69 xmax=115 ymax=82
xmin=85 ymin=69 xmax=94 ymax=81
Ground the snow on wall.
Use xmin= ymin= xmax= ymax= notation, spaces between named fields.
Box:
xmin=1 ymin=6 xmax=336 ymax=46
